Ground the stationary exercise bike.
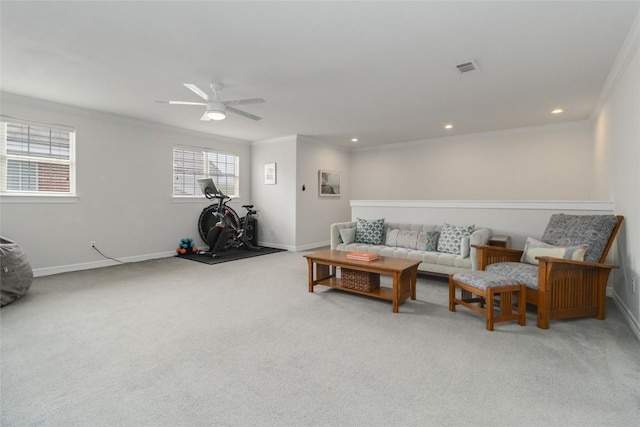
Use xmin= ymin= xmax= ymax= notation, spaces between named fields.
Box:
xmin=196 ymin=178 xmax=260 ymax=257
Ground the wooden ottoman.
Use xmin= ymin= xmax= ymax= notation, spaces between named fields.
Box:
xmin=449 ymin=271 xmax=526 ymax=331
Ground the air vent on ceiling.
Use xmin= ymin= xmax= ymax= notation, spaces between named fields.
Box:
xmin=456 ymin=60 xmax=479 ymax=74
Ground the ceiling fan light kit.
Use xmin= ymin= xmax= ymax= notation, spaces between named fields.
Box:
xmin=206 ymin=111 xmax=226 ymax=121
xmin=158 ymin=83 xmax=264 ymax=122
xmin=206 ymin=101 xmax=226 ymax=120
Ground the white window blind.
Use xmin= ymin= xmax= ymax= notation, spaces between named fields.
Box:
xmin=173 ymin=146 xmax=239 ymax=197
xmin=0 ymin=118 xmax=76 ymax=195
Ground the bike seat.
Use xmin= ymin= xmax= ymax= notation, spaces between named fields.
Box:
xmin=242 ymin=204 xmax=254 ymax=209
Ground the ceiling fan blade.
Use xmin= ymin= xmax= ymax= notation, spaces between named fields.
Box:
xmin=183 ymin=83 xmax=209 ymax=101
xmin=223 ymin=98 xmax=266 ymax=106
xmin=200 ymin=111 xmax=212 ymax=121
xmin=156 ymin=100 xmax=207 ymax=105
xmin=226 ymin=106 xmax=262 ymax=121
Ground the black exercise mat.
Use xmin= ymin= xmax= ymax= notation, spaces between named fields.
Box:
xmin=176 ymin=246 xmax=286 ymax=265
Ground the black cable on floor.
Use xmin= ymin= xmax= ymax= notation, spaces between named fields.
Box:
xmin=92 ymin=245 xmax=125 ymax=264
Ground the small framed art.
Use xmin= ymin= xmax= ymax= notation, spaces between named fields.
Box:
xmin=264 ymin=162 xmax=277 ymax=185
xmin=319 ymin=170 xmax=340 ymax=196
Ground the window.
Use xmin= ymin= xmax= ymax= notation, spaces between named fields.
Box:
xmin=173 ymin=146 xmax=239 ymax=197
xmin=0 ymin=118 xmax=76 ymax=195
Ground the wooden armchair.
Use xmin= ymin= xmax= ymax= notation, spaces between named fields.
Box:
xmin=474 ymin=214 xmax=623 ymax=329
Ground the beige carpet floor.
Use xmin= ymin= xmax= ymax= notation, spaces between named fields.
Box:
xmin=2 ymin=250 xmax=639 ymax=426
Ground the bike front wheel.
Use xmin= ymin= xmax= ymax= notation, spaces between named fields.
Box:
xmin=198 ymin=203 xmax=241 ymax=241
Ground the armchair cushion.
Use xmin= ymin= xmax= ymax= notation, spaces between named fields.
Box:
xmin=485 ymin=262 xmax=539 ymax=289
xmin=520 ymin=237 xmax=587 ymax=265
xmin=541 ymin=214 xmax=618 ymax=262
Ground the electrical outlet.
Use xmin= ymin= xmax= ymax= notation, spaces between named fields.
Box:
xmin=90 ymin=241 xmax=96 ymax=248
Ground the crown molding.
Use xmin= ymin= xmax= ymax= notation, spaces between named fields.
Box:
xmin=351 ymin=120 xmax=592 ymax=153
xmin=250 ymin=134 xmax=298 ymax=146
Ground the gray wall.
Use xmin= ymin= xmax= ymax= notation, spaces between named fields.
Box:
xmin=250 ymin=135 xmax=351 ymax=250
xmin=250 ymin=136 xmax=298 ymax=249
xmin=295 ymin=136 xmax=351 ymax=250
xmin=349 ymin=121 xmax=599 ymax=201
xmin=0 ymin=94 xmax=252 ymax=275
xmin=594 ymin=22 xmax=640 ymax=338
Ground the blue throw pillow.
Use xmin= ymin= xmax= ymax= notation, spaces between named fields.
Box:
xmin=339 ymin=227 xmax=356 ymax=244
xmin=423 ymin=231 xmax=440 ymax=252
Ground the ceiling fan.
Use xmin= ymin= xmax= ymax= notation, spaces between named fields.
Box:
xmin=156 ymin=83 xmax=265 ymax=121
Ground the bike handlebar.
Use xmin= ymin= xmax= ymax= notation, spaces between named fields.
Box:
xmin=204 ymin=189 xmax=229 ymax=200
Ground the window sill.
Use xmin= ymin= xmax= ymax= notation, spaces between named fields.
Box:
xmin=172 ymin=196 xmax=238 ymax=203
xmin=0 ymin=194 xmax=79 ymax=203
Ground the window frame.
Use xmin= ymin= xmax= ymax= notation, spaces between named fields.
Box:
xmin=172 ymin=145 xmax=240 ymax=199
xmin=0 ymin=116 xmax=76 ymax=197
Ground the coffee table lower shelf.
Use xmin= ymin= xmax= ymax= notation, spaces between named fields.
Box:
xmin=314 ymin=277 xmax=394 ymax=300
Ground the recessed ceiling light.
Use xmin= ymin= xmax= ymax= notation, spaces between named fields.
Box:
xmin=350 ymin=138 xmax=359 ymax=143
xmin=551 ymin=108 xmax=565 ymax=114
xmin=444 ymin=124 xmax=453 ymax=129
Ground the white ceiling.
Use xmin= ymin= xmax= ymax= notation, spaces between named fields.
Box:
xmin=1 ymin=1 xmax=639 ymax=148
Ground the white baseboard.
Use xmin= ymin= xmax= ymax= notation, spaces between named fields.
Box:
xmin=294 ymin=241 xmax=330 ymax=252
xmin=612 ymin=289 xmax=640 ymax=342
xmin=256 ymin=241 xmax=328 ymax=252
xmin=255 ymin=242 xmax=295 ymax=251
xmin=33 ymin=251 xmax=176 ymax=277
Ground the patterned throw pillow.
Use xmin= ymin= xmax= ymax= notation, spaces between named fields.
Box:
xmin=520 ymin=237 xmax=587 ymax=265
xmin=415 ymin=231 xmax=428 ymax=251
xmin=355 ymin=218 xmax=385 ymax=245
xmin=422 ymin=231 xmax=440 ymax=252
xmin=437 ymin=224 xmax=474 ymax=255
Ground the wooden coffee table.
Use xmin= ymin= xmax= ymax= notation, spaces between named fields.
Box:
xmin=304 ymin=250 xmax=421 ymax=313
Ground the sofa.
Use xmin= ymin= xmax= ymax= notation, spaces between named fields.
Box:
xmin=331 ymin=219 xmax=492 ymax=276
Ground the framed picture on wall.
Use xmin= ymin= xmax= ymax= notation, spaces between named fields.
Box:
xmin=264 ymin=162 xmax=276 ymax=185
xmin=319 ymin=170 xmax=340 ymax=197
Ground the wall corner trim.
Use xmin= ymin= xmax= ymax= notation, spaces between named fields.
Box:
xmin=612 ymin=289 xmax=640 ymax=342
